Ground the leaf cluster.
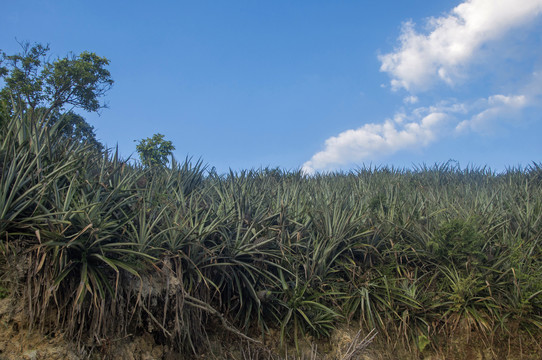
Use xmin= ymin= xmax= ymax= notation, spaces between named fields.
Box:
xmin=0 ymin=42 xmax=111 ymax=152
xmin=1 ymin=42 xmax=112 ymax=115
xmin=136 ymin=133 xmax=175 ymax=168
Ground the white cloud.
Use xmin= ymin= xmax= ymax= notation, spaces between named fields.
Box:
xmin=488 ymin=94 xmax=527 ymax=107
xmin=302 ymin=1 xmax=542 ymax=174
xmin=303 ymin=91 xmax=536 ymax=174
xmin=456 ymin=94 xmax=528 ymax=133
xmin=403 ymin=95 xmax=419 ymax=104
xmin=302 ymin=112 xmax=447 ymax=174
xmin=379 ymin=0 xmax=542 ymax=91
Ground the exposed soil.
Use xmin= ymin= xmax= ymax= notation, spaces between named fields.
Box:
xmin=1 ymin=294 xmax=541 ymax=360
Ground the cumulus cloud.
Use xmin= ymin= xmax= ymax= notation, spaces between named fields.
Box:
xmin=379 ymin=0 xmax=542 ymax=91
xmin=302 ymin=91 xmax=535 ymax=174
xmin=302 ymin=112 xmax=447 ymax=174
xmin=455 ymin=69 xmax=542 ymax=133
xmin=302 ymin=0 xmax=542 ymax=174
xmin=456 ymin=94 xmax=528 ymax=133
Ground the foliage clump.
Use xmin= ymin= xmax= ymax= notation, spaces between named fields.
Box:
xmin=0 ymin=42 xmax=112 ymax=152
xmin=136 ymin=133 xmax=175 ymax=168
xmin=431 ymin=219 xmax=486 ymax=266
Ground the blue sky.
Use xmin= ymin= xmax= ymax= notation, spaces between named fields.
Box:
xmin=2 ymin=0 xmax=541 ymax=173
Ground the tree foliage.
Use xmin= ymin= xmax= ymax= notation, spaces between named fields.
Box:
xmin=0 ymin=41 xmax=112 ymax=150
xmin=136 ymin=133 xmax=175 ymax=167
xmin=48 ymin=110 xmax=104 ymax=152
xmin=0 ymin=42 xmax=113 ymax=116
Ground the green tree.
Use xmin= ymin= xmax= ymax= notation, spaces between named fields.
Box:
xmin=0 ymin=41 xmax=112 ymax=149
xmin=1 ymin=42 xmax=113 ymax=117
xmin=48 ymin=110 xmax=104 ymax=152
xmin=136 ymin=133 xmax=175 ymax=167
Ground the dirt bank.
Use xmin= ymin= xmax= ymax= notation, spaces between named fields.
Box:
xmin=1 ymin=295 xmax=541 ymax=360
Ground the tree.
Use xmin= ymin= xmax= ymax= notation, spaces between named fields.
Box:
xmin=0 ymin=41 xmax=112 ymax=149
xmin=136 ymin=133 xmax=175 ymax=168
xmin=0 ymin=42 xmax=113 ymax=118
xmin=48 ymin=110 xmax=104 ymax=152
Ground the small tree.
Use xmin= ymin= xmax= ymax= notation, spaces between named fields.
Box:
xmin=136 ymin=133 xmax=175 ymax=168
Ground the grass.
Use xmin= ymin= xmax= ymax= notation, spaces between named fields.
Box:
xmin=1 ymin=106 xmax=542 ymax=357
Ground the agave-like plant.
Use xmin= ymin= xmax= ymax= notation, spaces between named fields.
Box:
xmin=276 ymin=270 xmax=341 ymax=354
xmin=3 ymin=99 xmax=542 ymax=358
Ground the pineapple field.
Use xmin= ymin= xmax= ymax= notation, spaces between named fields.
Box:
xmin=1 ymin=106 xmax=542 ymax=359
xmin=1 ymin=42 xmax=541 ymax=359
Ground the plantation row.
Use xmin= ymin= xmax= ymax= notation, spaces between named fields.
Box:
xmin=1 ymin=111 xmax=542 ymax=356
